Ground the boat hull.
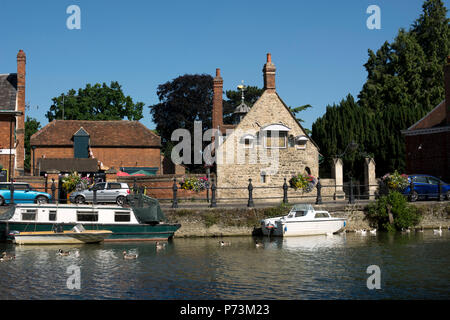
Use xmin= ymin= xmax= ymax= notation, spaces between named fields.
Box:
xmin=262 ymin=219 xmax=346 ymax=237
xmin=0 ymin=222 xmax=181 ymax=242
xmin=13 ymin=230 xmax=112 ymax=245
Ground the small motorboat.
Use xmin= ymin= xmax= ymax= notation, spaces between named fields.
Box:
xmin=11 ymin=224 xmax=112 ymax=245
xmin=261 ymin=204 xmax=346 ymax=237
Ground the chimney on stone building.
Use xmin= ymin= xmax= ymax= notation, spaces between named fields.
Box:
xmin=16 ymin=50 xmax=26 ymax=176
xmin=212 ymin=68 xmax=223 ymax=131
xmin=445 ymin=56 xmax=450 ymax=125
xmin=263 ymin=53 xmax=276 ymax=92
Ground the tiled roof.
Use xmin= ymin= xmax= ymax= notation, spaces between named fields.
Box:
xmin=31 ymin=120 xmax=161 ymax=147
xmin=0 ymin=74 xmax=17 ymax=110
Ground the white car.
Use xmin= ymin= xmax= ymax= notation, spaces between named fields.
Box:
xmin=69 ymin=182 xmax=130 ymax=205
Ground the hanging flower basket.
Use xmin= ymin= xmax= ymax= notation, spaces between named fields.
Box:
xmin=180 ymin=176 xmax=209 ymax=192
xmin=289 ymin=173 xmax=317 ymax=193
xmin=62 ymin=172 xmax=90 ymax=193
xmin=381 ymin=171 xmax=409 ymax=191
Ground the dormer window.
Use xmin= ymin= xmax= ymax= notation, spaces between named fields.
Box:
xmin=73 ymin=127 xmax=90 ymax=158
xmin=261 ymin=124 xmax=290 ymax=149
xmin=295 ymin=135 xmax=309 ymax=149
xmin=241 ymin=134 xmax=256 ymax=149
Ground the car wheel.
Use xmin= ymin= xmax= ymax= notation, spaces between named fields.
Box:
xmin=116 ymin=196 xmax=126 ymax=206
xmin=74 ymin=195 xmax=85 ymax=204
xmin=409 ymin=191 xmax=418 ymax=202
xmin=35 ymin=196 xmax=49 ymax=204
xmin=0 ymin=196 xmax=4 ymax=206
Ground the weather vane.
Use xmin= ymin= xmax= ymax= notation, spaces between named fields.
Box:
xmin=237 ymin=80 xmax=247 ymax=103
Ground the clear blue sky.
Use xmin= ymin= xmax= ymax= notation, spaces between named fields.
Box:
xmin=1 ymin=0 xmax=448 ymax=131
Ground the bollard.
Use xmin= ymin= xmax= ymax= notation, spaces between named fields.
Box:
xmin=247 ymin=179 xmax=255 ymax=208
xmin=283 ymin=178 xmax=288 ymax=204
xmin=10 ymin=182 xmax=14 ymax=205
xmin=349 ymin=179 xmax=355 ymax=204
xmin=408 ymin=180 xmax=415 ymax=202
xmin=315 ymin=178 xmax=322 ymax=205
xmin=210 ymin=178 xmax=217 ymax=208
xmin=133 ymin=178 xmax=137 ymax=195
xmin=93 ymin=186 xmax=97 ymax=205
xmin=51 ymin=179 xmax=56 ymax=204
xmin=172 ymin=178 xmax=178 ymax=208
xmin=438 ymin=181 xmax=442 ymax=201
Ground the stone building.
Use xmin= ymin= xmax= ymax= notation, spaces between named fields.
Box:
xmin=0 ymin=50 xmax=26 ymax=180
xmin=402 ymin=57 xmax=450 ymax=182
xmin=214 ymin=54 xmax=320 ymax=199
xmin=30 ymin=120 xmax=162 ymax=176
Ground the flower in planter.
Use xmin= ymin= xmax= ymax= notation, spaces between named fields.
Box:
xmin=381 ymin=171 xmax=409 ymax=191
xmin=180 ymin=176 xmax=209 ymax=192
xmin=289 ymin=173 xmax=317 ymax=193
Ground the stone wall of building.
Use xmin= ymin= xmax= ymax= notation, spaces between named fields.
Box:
xmin=217 ymin=91 xmax=319 ymax=200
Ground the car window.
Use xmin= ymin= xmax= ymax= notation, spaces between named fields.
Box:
xmin=107 ymin=183 xmax=122 ymax=190
xmin=414 ymin=176 xmax=428 ymax=183
xmin=14 ymin=184 xmax=30 ymax=190
xmin=427 ymin=177 xmax=440 ymax=185
xmin=95 ymin=183 xmax=106 ymax=190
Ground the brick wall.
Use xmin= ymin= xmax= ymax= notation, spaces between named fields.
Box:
xmin=405 ymin=131 xmax=450 ymax=182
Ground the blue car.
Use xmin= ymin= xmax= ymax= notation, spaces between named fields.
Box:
xmin=402 ymin=175 xmax=450 ymax=201
xmin=0 ymin=182 xmax=52 ymax=205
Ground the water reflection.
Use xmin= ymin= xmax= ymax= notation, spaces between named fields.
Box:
xmin=0 ymin=231 xmax=449 ymax=299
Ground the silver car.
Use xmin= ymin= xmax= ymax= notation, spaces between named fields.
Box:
xmin=69 ymin=182 xmax=130 ymax=205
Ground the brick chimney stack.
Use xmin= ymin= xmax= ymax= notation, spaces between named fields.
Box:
xmin=16 ymin=50 xmax=26 ymax=176
xmin=263 ymin=53 xmax=276 ymax=92
xmin=212 ymin=68 xmax=223 ymax=131
xmin=445 ymin=56 xmax=450 ymax=125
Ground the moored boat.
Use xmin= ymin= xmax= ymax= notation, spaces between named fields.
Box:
xmin=261 ymin=204 xmax=346 ymax=237
xmin=0 ymin=194 xmax=181 ymax=242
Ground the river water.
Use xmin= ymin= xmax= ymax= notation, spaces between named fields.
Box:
xmin=0 ymin=230 xmax=449 ymax=300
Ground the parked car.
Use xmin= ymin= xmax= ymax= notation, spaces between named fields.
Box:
xmin=402 ymin=174 xmax=450 ymax=201
xmin=69 ymin=182 xmax=130 ymax=205
xmin=0 ymin=182 xmax=52 ymax=205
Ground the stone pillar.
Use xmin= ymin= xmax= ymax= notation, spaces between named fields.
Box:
xmin=364 ymin=157 xmax=377 ymax=200
xmin=332 ymin=158 xmax=345 ymax=200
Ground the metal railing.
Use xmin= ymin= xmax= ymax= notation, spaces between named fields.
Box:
xmin=2 ymin=178 xmax=448 ymax=208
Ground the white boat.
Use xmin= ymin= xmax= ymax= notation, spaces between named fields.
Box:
xmin=12 ymin=224 xmax=112 ymax=245
xmin=261 ymin=204 xmax=346 ymax=237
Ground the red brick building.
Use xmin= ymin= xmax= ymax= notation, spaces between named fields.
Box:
xmin=403 ymin=57 xmax=450 ymax=182
xmin=0 ymin=50 xmax=26 ymax=180
xmin=30 ymin=120 xmax=162 ymax=176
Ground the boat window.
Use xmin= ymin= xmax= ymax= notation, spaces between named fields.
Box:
xmin=294 ymin=211 xmax=307 ymax=217
xmin=115 ymin=211 xmax=130 ymax=222
xmin=21 ymin=209 xmax=37 ymax=221
xmin=77 ymin=211 xmax=98 ymax=222
xmin=49 ymin=210 xmax=57 ymax=221
xmin=314 ymin=212 xmax=330 ymax=218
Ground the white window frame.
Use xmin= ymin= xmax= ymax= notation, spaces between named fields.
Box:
xmin=264 ymin=131 xmax=287 ymax=149
xmin=295 ymin=135 xmax=309 ymax=150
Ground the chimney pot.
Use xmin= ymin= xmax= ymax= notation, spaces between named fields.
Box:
xmin=216 ymin=68 xmax=221 ymax=77
xmin=267 ymin=53 xmax=271 ymax=63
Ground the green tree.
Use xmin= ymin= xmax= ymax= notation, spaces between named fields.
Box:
xmin=46 ymin=81 xmax=144 ymax=122
xmin=149 ymin=74 xmax=213 ymax=172
xmin=24 ymin=116 xmax=41 ymax=173
xmin=312 ymin=0 xmax=449 ymax=177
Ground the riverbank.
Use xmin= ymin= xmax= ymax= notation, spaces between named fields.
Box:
xmin=165 ymin=201 xmax=450 ymax=238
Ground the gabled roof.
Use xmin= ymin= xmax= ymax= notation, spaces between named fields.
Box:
xmin=407 ymin=100 xmax=447 ymax=131
xmin=0 ymin=74 xmax=17 ymax=111
xmin=31 ymin=120 xmax=161 ymax=147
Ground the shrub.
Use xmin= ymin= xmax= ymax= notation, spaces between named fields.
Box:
xmin=366 ymin=191 xmax=421 ymax=232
